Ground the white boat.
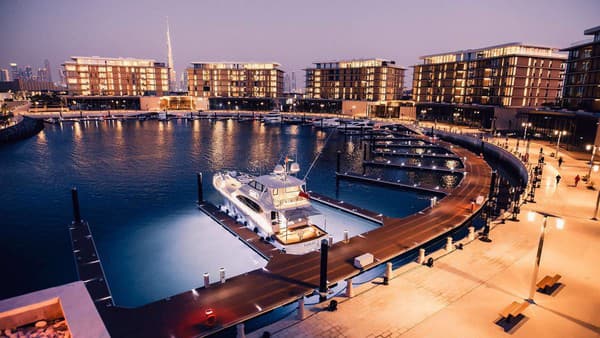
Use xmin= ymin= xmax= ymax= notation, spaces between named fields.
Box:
xmin=337 ymin=119 xmax=373 ymax=130
xmin=263 ymin=109 xmax=282 ymax=124
xmin=313 ymin=118 xmax=340 ymax=128
xmin=213 ymin=161 xmax=327 ymax=254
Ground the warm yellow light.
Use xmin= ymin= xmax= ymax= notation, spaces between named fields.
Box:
xmin=528 ymin=211 xmax=536 ymax=222
xmin=555 ymin=218 xmax=564 ymax=230
xmin=587 ymin=144 xmax=592 ymax=151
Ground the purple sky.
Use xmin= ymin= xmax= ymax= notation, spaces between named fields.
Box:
xmin=1 ymin=0 xmax=598 ymax=88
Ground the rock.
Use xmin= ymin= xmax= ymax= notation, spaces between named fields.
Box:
xmin=34 ymin=321 xmax=47 ymax=328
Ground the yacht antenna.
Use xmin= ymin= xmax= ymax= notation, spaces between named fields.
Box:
xmin=303 ymin=130 xmax=334 ymax=181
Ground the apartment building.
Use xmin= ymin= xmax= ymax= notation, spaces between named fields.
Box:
xmin=187 ymin=62 xmax=283 ymax=98
xmin=561 ymin=26 xmax=600 ymax=112
xmin=304 ymin=59 xmax=405 ymax=101
xmin=413 ymin=42 xmax=566 ymax=107
xmin=63 ymin=57 xmax=169 ymax=96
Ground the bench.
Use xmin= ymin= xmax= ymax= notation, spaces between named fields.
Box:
xmin=536 ymin=274 xmax=561 ymax=293
xmin=499 ymin=301 xmax=529 ymax=322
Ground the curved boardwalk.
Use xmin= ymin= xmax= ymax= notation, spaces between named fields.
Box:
xmin=98 ymin=133 xmax=491 ymax=337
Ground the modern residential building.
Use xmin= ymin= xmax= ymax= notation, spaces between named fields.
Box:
xmin=187 ymin=62 xmax=283 ymax=98
xmin=413 ymin=42 xmax=567 ymax=107
xmin=0 ymin=68 xmax=9 ymax=82
xmin=63 ymin=56 xmax=170 ymax=96
xmin=304 ymin=59 xmax=405 ymax=101
xmin=561 ymin=26 xmax=600 ymax=112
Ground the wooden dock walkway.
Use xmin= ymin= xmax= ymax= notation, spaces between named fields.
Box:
xmin=198 ymin=203 xmax=283 ymax=260
xmin=371 ymin=149 xmax=459 ymax=159
xmin=85 ymin=130 xmax=492 ymax=338
xmin=336 ymin=171 xmax=451 ymax=195
xmin=308 ymin=192 xmax=386 ymax=224
xmin=363 ymin=159 xmax=465 ymax=174
xmin=68 ymin=220 xmax=114 ymax=308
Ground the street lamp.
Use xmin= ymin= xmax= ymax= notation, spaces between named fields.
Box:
xmin=554 ymin=130 xmax=566 ymax=159
xmin=522 ymin=122 xmax=532 ymax=140
xmin=585 ymin=144 xmax=597 ymax=182
xmin=526 ymin=210 xmax=564 ymax=303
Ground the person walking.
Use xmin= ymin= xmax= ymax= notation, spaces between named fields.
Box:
xmin=558 ymin=156 xmax=564 ymax=168
xmin=575 ymin=174 xmax=581 ymax=187
xmin=556 ymin=174 xmax=562 ymax=185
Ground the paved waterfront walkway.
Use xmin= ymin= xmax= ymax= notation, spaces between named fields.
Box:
xmin=248 ymin=129 xmax=600 ymax=338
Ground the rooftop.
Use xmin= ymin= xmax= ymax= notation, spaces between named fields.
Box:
xmin=419 ymin=42 xmax=566 ymax=64
xmin=254 ymin=173 xmax=305 ymax=189
xmin=583 ymin=25 xmax=600 ymax=35
xmin=64 ymin=56 xmax=165 ymax=67
xmin=307 ymin=58 xmax=406 ymax=70
xmin=0 ymin=281 xmax=109 ymax=338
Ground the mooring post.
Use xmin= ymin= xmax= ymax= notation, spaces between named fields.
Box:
xmin=336 ymin=150 xmax=341 ymax=173
xmin=236 ymin=323 xmax=245 ymax=338
xmin=446 ymin=236 xmax=453 ymax=251
xmin=343 ymin=230 xmax=349 ymax=244
xmin=71 ymin=187 xmax=82 ymax=225
xmin=363 ymin=143 xmax=367 ymax=161
xmin=345 ymin=278 xmax=353 ymax=297
xmin=203 ymin=272 xmax=210 ymax=288
xmin=297 ymin=297 xmax=305 ymax=320
xmin=468 ymin=226 xmax=475 ymax=240
xmin=384 ymin=262 xmax=392 ymax=285
xmin=418 ymin=248 xmax=426 ymax=264
xmin=219 ymin=267 xmax=226 ymax=284
xmin=319 ymin=239 xmax=329 ymax=302
xmin=197 ymin=172 xmax=203 ymax=203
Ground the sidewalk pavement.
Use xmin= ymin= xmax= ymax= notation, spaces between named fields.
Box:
xmin=248 ymin=126 xmax=600 ymax=338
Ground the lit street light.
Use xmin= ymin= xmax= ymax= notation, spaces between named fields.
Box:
xmin=554 ymin=130 xmax=566 ymax=159
xmin=526 ymin=210 xmax=564 ymax=303
xmin=522 ymin=122 xmax=531 ymax=140
xmin=585 ymin=144 xmax=597 ymax=182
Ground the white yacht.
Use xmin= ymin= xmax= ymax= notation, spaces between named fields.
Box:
xmin=263 ymin=109 xmax=282 ymax=124
xmin=213 ymin=161 xmax=327 ymax=254
xmin=313 ymin=118 xmax=340 ymax=128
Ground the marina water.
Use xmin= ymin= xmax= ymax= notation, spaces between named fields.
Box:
xmin=0 ymin=119 xmax=447 ymax=306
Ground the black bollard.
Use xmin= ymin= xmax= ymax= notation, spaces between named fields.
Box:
xmin=319 ymin=238 xmax=329 ymax=302
xmin=197 ymin=173 xmax=203 ymax=203
xmin=71 ymin=187 xmax=82 ymax=224
xmin=336 ymin=151 xmax=341 ymax=173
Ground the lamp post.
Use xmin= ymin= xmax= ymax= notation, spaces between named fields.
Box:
xmin=554 ymin=130 xmax=566 ymax=159
xmin=586 ymin=144 xmax=597 ymax=182
xmin=526 ymin=211 xmax=564 ymax=303
xmin=522 ymin=122 xmax=531 ymax=140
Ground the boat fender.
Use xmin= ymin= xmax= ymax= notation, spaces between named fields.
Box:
xmin=253 ymin=227 xmax=259 ymax=233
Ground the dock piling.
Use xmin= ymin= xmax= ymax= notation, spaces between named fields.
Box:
xmin=71 ymin=187 xmax=82 ymax=224
xmin=319 ymin=239 xmax=329 ymax=302
xmin=343 ymin=230 xmax=349 ymax=244
xmin=197 ymin=172 xmax=203 ymax=203
xmin=203 ymin=272 xmax=210 ymax=288
xmin=336 ymin=150 xmax=341 ymax=173
xmin=328 ymin=235 xmax=333 ymax=247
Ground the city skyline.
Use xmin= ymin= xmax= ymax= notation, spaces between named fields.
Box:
xmin=0 ymin=0 xmax=598 ymax=88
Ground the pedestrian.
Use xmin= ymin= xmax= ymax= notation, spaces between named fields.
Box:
xmin=540 ymin=147 xmax=544 ymax=154
xmin=540 ymin=155 xmax=545 ymax=164
xmin=558 ymin=156 xmax=563 ymax=168
xmin=575 ymin=174 xmax=581 ymax=186
xmin=556 ymin=174 xmax=561 ymax=185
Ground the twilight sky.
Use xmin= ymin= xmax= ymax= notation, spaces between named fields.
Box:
xmin=1 ymin=0 xmax=598 ymax=88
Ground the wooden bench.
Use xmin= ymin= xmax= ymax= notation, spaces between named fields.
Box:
xmin=536 ymin=274 xmax=562 ymax=293
xmin=499 ymin=301 xmax=529 ymax=322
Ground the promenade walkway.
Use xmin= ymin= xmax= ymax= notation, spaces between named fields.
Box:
xmin=249 ymin=127 xmax=600 ymax=338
